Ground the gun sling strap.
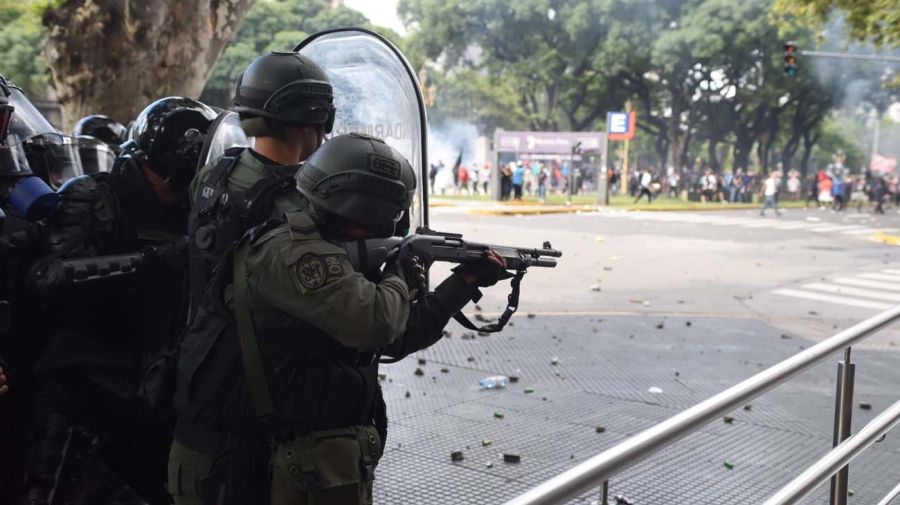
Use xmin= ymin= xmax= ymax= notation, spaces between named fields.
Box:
xmin=451 ymin=267 xmax=527 ymax=334
xmin=232 ymin=245 xmax=276 ymax=419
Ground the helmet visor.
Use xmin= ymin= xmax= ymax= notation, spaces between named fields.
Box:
xmin=23 ymin=133 xmax=84 ymax=189
xmin=0 ymin=137 xmax=32 ymax=177
xmin=76 ymin=137 xmax=116 ymax=174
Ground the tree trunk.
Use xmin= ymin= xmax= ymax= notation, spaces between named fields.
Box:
xmin=800 ymin=131 xmax=818 ymax=177
xmin=43 ymin=0 xmax=256 ymax=130
xmin=733 ymin=136 xmax=754 ymax=172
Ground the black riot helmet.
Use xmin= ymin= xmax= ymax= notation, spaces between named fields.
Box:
xmin=296 ymin=133 xmax=416 ymax=236
xmin=120 ymin=97 xmax=217 ymax=189
xmin=233 ymin=51 xmax=335 ymax=136
xmin=72 ymin=114 xmax=127 ymax=149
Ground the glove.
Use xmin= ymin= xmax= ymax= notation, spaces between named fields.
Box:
xmin=452 ymin=251 xmax=514 ymax=288
xmin=400 ymin=255 xmax=428 ymax=300
xmin=385 ymin=253 xmax=427 ymax=300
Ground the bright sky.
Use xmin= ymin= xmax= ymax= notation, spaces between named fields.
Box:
xmin=343 ymin=0 xmax=407 ymax=35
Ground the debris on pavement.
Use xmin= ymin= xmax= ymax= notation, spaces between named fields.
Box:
xmin=481 ymin=439 xmax=492 ymax=447
xmin=781 ymin=334 xmax=792 ymax=339
xmin=860 ymin=402 xmax=872 ymax=410
xmin=440 ymin=368 xmax=450 ymax=373
xmin=647 ymin=386 xmax=664 ymax=394
xmin=467 ymin=356 xmax=476 ymax=362
xmin=743 ymin=405 xmax=752 ymax=411
xmin=509 ymin=375 xmax=519 ymax=383
xmin=615 ymin=495 xmax=634 ymax=505
xmin=414 ymin=368 xmax=424 ymax=376
xmin=723 ymin=416 xmax=734 ymax=424
xmin=451 ymin=451 xmax=464 ymax=462
xmin=405 ymin=391 xmax=410 ymax=398
xmin=485 ymin=461 xmax=493 ymax=468
xmin=378 ymin=373 xmax=387 ymax=381
xmin=590 ymin=284 xmax=602 ymax=292
xmin=723 ymin=461 xmax=735 ymax=470
xmin=475 ymin=313 xmax=489 ymax=322
xmin=551 ymin=357 xmax=559 ymax=365
xmin=502 ymin=453 xmax=521 ymax=463
xmin=479 ymin=376 xmax=509 ymax=389
xmin=595 ymin=426 xmax=606 ymax=433
xmin=417 ymin=358 xmax=427 ymax=365
xmin=524 ymin=387 xmax=534 ymax=394
xmin=494 ymin=412 xmax=505 ymax=419
xmin=685 ymin=321 xmax=692 ymax=327
xmin=527 ymin=313 xmax=536 ymax=319
xmin=655 ymin=322 xmax=664 ymax=330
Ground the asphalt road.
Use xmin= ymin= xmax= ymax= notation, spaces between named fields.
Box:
xmin=429 ymin=205 xmax=900 ymax=349
xmin=373 ymin=205 xmax=900 ymax=504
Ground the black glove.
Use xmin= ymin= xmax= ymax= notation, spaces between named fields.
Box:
xmin=385 ymin=253 xmax=428 ymax=300
xmin=401 ymin=255 xmax=428 ymax=300
xmin=452 ymin=258 xmax=515 ymax=287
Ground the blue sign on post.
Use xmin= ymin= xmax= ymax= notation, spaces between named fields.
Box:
xmin=607 ymin=111 xmax=635 ymax=140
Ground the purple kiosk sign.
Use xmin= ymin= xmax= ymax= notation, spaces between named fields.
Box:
xmin=491 ymin=130 xmax=608 ymax=203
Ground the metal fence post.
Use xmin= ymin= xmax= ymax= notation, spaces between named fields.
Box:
xmin=829 ymin=347 xmax=855 ymax=505
xmin=600 ymin=480 xmax=608 ymax=505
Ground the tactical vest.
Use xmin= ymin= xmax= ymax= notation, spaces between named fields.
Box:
xmin=187 ymin=147 xmax=296 ymax=312
xmin=175 ymin=218 xmax=384 ymax=453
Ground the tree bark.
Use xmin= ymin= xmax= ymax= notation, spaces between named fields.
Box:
xmin=43 ymin=0 xmax=256 ymax=130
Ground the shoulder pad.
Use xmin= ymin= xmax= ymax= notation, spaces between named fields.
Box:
xmin=57 ymin=175 xmax=100 ymax=202
xmin=286 ymin=212 xmax=321 ymax=240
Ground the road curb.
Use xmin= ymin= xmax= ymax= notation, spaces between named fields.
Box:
xmin=467 ymin=205 xmax=598 ymax=216
xmin=872 ymin=232 xmax=900 ymax=246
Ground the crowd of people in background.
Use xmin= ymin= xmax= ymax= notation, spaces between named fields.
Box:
xmin=428 ymin=157 xmax=898 ymax=215
xmin=614 ymin=164 xmax=896 ymax=214
xmin=429 ymin=158 xmax=596 ymax=202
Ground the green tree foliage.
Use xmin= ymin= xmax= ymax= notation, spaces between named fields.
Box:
xmin=772 ymin=0 xmax=900 ymax=47
xmin=200 ymin=0 xmax=400 ymax=107
xmin=0 ymin=1 xmax=49 ymax=96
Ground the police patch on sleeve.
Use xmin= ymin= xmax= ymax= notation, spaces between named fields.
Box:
xmin=296 ymin=254 xmax=328 ymax=290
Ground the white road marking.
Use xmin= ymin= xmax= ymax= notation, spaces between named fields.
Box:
xmin=834 ymin=278 xmax=900 ymax=292
xmin=803 ymin=283 xmax=900 ymax=302
xmin=858 ymin=273 xmax=900 ymax=283
xmin=772 ymin=289 xmax=892 ymax=310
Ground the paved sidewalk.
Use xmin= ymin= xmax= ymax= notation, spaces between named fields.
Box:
xmin=375 ymin=314 xmax=900 ymax=504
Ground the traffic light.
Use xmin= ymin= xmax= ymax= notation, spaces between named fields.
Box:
xmin=784 ymin=42 xmax=798 ymax=76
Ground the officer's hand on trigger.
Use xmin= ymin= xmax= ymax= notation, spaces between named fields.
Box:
xmin=453 ymin=250 xmax=512 ymax=287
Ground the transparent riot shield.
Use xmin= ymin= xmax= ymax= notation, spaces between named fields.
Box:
xmin=197 ymin=111 xmax=252 ymax=168
xmin=295 ymin=28 xmax=429 ymax=232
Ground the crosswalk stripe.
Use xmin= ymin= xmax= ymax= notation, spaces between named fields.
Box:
xmin=834 ymin=278 xmax=900 ymax=292
xmin=772 ymin=289 xmax=892 ymax=310
xmin=770 ymin=222 xmax=817 ymax=230
xmin=859 ymin=273 xmax=900 ymax=283
xmin=803 ymin=283 xmax=900 ymax=302
xmin=809 ymin=225 xmax=864 ymax=233
xmin=840 ymin=227 xmax=879 ymax=235
xmin=883 ymin=269 xmax=900 ymax=276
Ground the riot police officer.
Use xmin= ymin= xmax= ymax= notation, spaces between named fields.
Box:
xmin=171 ymin=133 xmax=508 ymax=505
xmin=72 ymin=115 xmax=127 ymax=175
xmin=186 ymin=51 xmax=336 ymax=314
xmin=168 ymin=50 xmax=337 ymax=505
xmin=17 ymin=96 xmax=217 ymax=505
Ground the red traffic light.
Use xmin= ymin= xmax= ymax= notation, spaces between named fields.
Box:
xmin=784 ymin=42 xmax=797 ymax=54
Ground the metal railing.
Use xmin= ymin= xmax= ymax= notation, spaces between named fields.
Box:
xmin=503 ymin=304 xmax=900 ymax=505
